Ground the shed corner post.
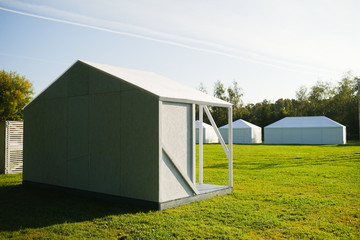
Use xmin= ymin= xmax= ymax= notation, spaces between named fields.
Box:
xmin=192 ymin=104 xmax=196 ymax=183
xmin=158 ymin=100 xmax=163 ymax=202
xmin=4 ymin=121 xmax=9 ymax=174
xmin=199 ymin=105 xmax=204 ymax=184
xmin=228 ymin=107 xmax=233 ymax=188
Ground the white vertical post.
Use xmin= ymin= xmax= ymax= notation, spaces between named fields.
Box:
xmin=357 ymin=77 xmax=360 ymax=140
xmin=228 ymin=107 xmax=233 ymax=187
xmin=158 ymin=101 xmax=163 ymax=200
xmin=4 ymin=122 xmax=9 ymax=174
xmin=199 ymin=105 xmax=203 ymax=184
xmin=192 ymin=104 xmax=196 ymax=183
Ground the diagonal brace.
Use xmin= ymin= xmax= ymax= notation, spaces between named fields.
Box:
xmin=203 ymin=105 xmax=230 ymax=159
xmin=162 ymin=143 xmax=200 ymax=195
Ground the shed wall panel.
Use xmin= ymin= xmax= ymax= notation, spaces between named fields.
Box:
xmin=68 ymin=96 xmax=89 ymax=160
xmin=66 ymin=96 xmax=89 ymax=190
xmin=119 ymin=87 xmax=159 ymax=202
xmin=160 ymin=152 xmax=194 ymax=202
xmin=24 ymin=98 xmax=68 ymax=186
xmin=24 ymin=101 xmax=45 ymax=182
xmin=40 ymin=99 xmax=68 ymax=187
xmin=24 ymin=65 xmax=160 ymax=203
xmin=88 ymin=93 xmax=122 ymax=195
xmin=159 ymin=102 xmax=193 ymax=202
xmin=67 ymin=155 xmax=89 ymax=190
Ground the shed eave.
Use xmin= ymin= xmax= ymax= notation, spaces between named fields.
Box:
xmin=159 ymin=97 xmax=232 ymax=107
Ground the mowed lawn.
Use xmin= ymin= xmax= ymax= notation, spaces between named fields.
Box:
xmin=0 ymin=143 xmax=359 ymax=239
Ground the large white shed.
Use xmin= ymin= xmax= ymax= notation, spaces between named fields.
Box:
xmin=23 ymin=60 xmax=233 ymax=210
xmin=195 ymin=120 xmax=218 ymax=143
xmin=264 ymin=116 xmax=346 ymax=145
xmin=219 ymin=119 xmax=262 ymax=144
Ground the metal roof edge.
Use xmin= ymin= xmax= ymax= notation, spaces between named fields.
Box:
xmin=159 ymin=97 xmax=232 ymax=107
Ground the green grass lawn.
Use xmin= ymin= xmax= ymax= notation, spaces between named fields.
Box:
xmin=0 ymin=142 xmax=359 ymax=239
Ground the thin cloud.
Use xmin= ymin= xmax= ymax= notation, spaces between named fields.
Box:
xmin=0 ymin=52 xmax=68 ymax=65
xmin=0 ymin=6 xmax=338 ymax=76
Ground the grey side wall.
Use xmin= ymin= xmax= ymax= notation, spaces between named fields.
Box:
xmin=220 ymin=128 xmax=255 ymax=144
xmin=0 ymin=122 xmax=5 ymax=173
xmin=195 ymin=128 xmax=218 ymax=144
xmin=24 ymin=62 xmax=159 ymax=202
xmin=159 ymin=102 xmax=194 ymax=202
xmin=264 ymin=127 xmax=346 ymax=144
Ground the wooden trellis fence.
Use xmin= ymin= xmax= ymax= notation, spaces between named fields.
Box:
xmin=0 ymin=121 xmax=23 ymax=174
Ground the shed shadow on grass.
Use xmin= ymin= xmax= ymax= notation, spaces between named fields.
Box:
xmin=0 ymin=183 xmax=150 ymax=231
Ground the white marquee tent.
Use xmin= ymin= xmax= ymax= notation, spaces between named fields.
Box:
xmin=220 ymin=119 xmax=262 ymax=144
xmin=195 ymin=120 xmax=218 ymax=143
xmin=264 ymin=116 xmax=346 ymax=145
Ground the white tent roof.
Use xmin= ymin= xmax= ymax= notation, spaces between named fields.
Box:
xmin=220 ymin=119 xmax=260 ymax=129
xmin=83 ymin=61 xmax=231 ymax=107
xmin=195 ymin=120 xmax=213 ymax=129
xmin=265 ymin=116 xmax=344 ymax=128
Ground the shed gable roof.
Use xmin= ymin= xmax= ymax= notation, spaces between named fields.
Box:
xmin=27 ymin=60 xmax=231 ymax=108
xmin=265 ymin=116 xmax=344 ymax=128
xmin=83 ymin=61 xmax=231 ymax=107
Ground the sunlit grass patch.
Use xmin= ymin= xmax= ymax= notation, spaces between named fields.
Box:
xmin=0 ymin=142 xmax=359 ymax=239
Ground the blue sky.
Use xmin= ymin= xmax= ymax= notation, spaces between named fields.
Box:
xmin=0 ymin=0 xmax=359 ymax=103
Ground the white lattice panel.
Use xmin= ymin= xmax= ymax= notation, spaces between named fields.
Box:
xmin=5 ymin=121 xmax=23 ymax=173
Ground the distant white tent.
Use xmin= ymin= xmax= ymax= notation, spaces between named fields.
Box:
xmin=195 ymin=120 xmax=218 ymax=143
xmin=220 ymin=119 xmax=262 ymax=144
xmin=264 ymin=116 xmax=346 ymax=145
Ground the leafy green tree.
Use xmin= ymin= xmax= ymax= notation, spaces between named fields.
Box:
xmin=196 ymin=82 xmax=210 ymax=123
xmin=213 ymin=80 xmax=226 ymax=100
xmin=210 ymin=80 xmax=228 ymax=126
xmin=307 ymin=81 xmax=334 ymax=115
xmin=227 ymin=81 xmax=243 ymax=121
xmin=329 ymin=75 xmax=358 ymax=139
xmin=197 ymin=82 xmax=208 ymax=94
xmin=227 ymin=81 xmax=243 ymax=108
xmin=295 ymin=85 xmax=308 ymax=101
xmin=294 ymin=86 xmax=309 ymax=116
xmin=274 ymin=98 xmax=293 ymax=119
xmin=0 ymin=70 xmax=33 ymax=121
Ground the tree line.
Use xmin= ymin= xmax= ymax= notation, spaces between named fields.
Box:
xmin=201 ymin=74 xmax=359 ymax=140
xmin=1 ymin=69 xmax=358 ymax=139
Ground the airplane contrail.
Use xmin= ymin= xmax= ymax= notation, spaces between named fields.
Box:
xmin=0 ymin=6 xmax=338 ymax=76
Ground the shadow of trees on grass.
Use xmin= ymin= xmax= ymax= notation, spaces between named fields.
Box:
xmin=0 ymin=183 xmax=148 ymax=231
